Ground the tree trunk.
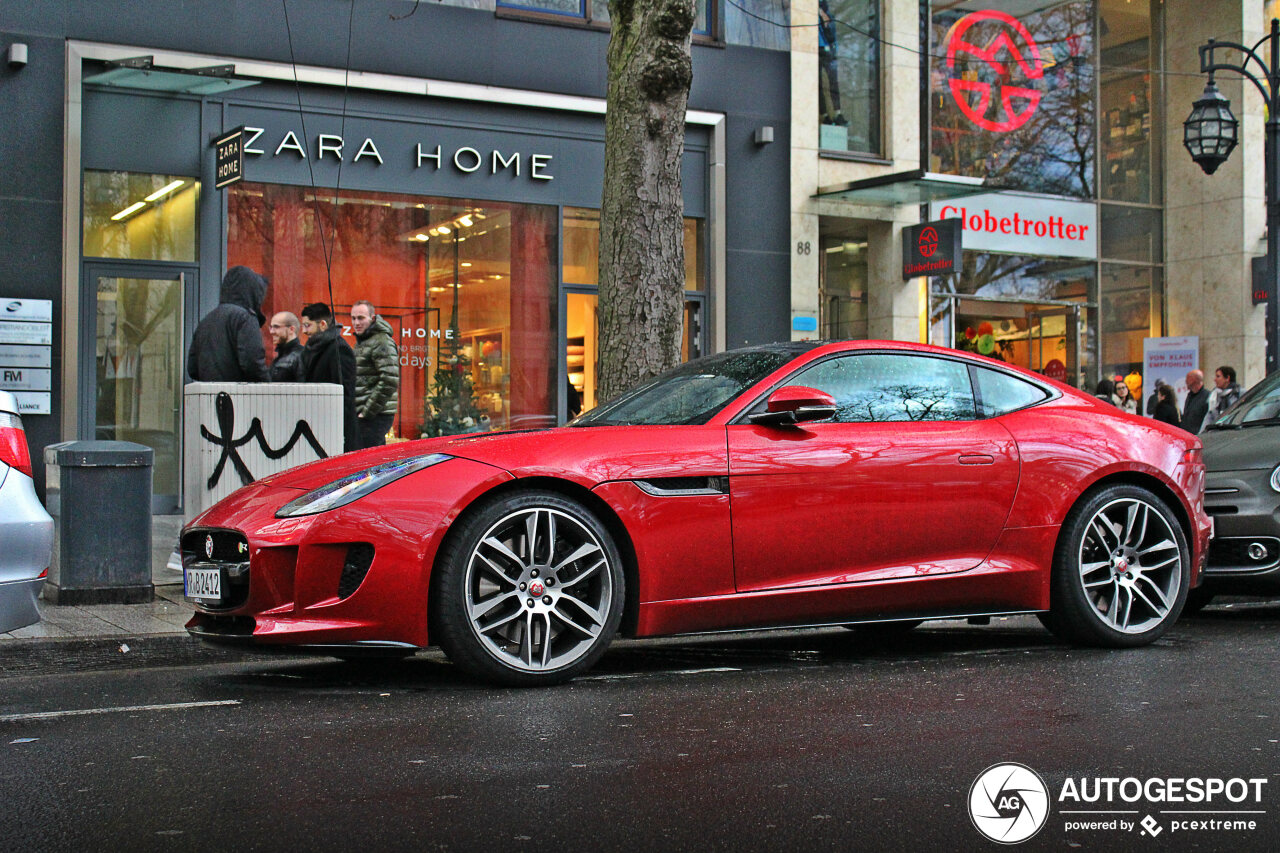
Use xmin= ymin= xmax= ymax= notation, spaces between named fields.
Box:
xmin=598 ymin=0 xmax=695 ymax=403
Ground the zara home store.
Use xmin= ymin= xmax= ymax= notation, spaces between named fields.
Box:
xmin=2 ymin=0 xmax=795 ymax=514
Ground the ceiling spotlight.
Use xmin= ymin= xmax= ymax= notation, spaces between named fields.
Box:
xmin=413 ymin=233 xmax=429 ymax=242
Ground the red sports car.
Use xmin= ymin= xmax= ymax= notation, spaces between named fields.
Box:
xmin=185 ymin=341 xmax=1212 ymax=686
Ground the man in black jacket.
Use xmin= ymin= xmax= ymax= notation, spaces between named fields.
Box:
xmin=268 ymin=311 xmax=305 ymax=382
xmin=187 ymin=266 xmax=270 ymax=382
xmin=1181 ymin=369 xmax=1210 ymax=434
xmin=301 ymin=302 xmax=358 ymax=452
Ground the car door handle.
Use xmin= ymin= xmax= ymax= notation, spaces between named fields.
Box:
xmin=958 ymin=453 xmax=995 ymax=465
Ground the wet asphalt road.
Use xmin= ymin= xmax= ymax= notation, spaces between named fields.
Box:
xmin=1 ymin=605 xmax=1278 ymax=853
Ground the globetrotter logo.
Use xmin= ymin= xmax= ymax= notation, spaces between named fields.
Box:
xmin=917 ymin=226 xmax=939 ymax=259
xmin=945 ymin=11 xmax=1044 ymax=133
xmin=969 ymin=763 xmax=1050 ymax=844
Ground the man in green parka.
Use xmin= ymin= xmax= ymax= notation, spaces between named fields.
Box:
xmin=350 ymin=300 xmax=400 ymax=448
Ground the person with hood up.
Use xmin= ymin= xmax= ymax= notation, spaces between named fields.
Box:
xmin=349 ymin=300 xmax=400 ymax=448
xmin=300 ymin=302 xmax=358 ymax=453
xmin=187 ymin=265 xmax=270 ymax=382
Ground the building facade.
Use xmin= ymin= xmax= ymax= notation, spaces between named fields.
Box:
xmin=792 ymin=0 xmax=1269 ymax=395
xmin=0 ymin=0 xmax=792 ymax=510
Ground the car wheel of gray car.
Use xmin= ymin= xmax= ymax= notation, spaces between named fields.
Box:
xmin=433 ymin=490 xmax=625 ymax=686
xmin=1040 ymin=484 xmax=1189 ymax=648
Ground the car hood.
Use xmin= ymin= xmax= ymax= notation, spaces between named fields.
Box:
xmin=254 ymin=425 xmax=729 ymax=491
xmin=1202 ymin=425 xmax=1279 ymax=472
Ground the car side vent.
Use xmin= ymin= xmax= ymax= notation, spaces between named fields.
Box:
xmin=338 ymin=543 xmax=375 ymax=599
xmin=634 ymin=476 xmax=728 ymax=497
xmin=1206 ymin=506 xmax=1238 ymax=516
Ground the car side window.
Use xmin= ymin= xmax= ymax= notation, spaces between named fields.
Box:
xmin=973 ymin=367 xmax=1050 ymax=417
xmin=789 ymin=354 xmax=978 ymax=422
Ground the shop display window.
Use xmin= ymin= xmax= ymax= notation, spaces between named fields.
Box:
xmin=817 ymin=0 xmax=880 ymax=155
xmin=1099 ymin=0 xmax=1160 ymax=204
xmin=228 ymin=184 xmax=558 ymax=438
xmin=563 ymin=208 xmax=706 ymax=415
xmin=929 ymin=0 xmax=1094 ymax=198
xmin=83 ymin=170 xmax=199 ymax=262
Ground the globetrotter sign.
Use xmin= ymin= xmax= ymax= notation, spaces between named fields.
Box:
xmin=946 ymin=10 xmax=1045 ymax=133
xmin=930 ymin=193 xmax=1097 ymax=260
xmin=903 ymin=218 xmax=962 ymax=279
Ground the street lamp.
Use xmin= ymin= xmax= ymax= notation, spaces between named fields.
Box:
xmin=1184 ymin=19 xmax=1280 ymax=375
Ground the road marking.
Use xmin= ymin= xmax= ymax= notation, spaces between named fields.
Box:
xmin=0 ymin=700 xmax=241 ymax=722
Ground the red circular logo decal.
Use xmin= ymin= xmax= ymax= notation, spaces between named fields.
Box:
xmin=917 ymin=226 xmax=939 ymax=258
xmin=529 ymin=581 xmax=545 ymax=597
xmin=945 ymin=10 xmax=1044 ymax=133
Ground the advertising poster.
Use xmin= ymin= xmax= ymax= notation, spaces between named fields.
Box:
xmin=1143 ymin=336 xmax=1199 ymax=415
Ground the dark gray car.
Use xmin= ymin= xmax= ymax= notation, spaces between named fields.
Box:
xmin=1195 ymin=371 xmax=1280 ymax=608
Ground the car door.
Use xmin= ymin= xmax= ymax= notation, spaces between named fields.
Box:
xmin=728 ymin=352 xmax=1020 ymax=592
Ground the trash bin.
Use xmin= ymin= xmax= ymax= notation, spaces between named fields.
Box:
xmin=42 ymin=440 xmax=154 ymax=605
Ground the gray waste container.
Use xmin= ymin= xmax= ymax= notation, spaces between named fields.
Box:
xmin=43 ymin=440 xmax=154 ymax=605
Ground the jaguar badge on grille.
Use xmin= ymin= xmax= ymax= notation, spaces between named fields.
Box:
xmin=205 ymin=535 xmax=214 ymax=559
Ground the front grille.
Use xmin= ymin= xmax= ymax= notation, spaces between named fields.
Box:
xmin=182 ymin=528 xmax=251 ymax=609
xmin=338 ymin=543 xmax=375 ymax=599
xmin=1206 ymin=536 xmax=1280 ymax=574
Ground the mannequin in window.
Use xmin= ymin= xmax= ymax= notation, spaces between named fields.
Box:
xmin=819 ymin=0 xmax=848 ymax=128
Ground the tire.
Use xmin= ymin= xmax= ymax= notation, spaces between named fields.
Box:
xmin=432 ymin=490 xmax=625 ymax=686
xmin=1040 ymin=484 xmax=1189 ymax=648
xmin=1180 ymin=585 xmax=1216 ymax=616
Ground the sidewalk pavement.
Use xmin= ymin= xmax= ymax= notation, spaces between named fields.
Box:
xmin=1 ymin=514 xmax=192 ymax=644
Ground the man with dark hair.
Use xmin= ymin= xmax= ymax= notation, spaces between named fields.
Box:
xmin=300 ymin=302 xmax=357 ymax=452
xmin=268 ymin=311 xmax=305 ymax=382
xmin=187 ymin=265 xmax=270 ymax=382
xmin=350 ymin=300 xmax=400 ymax=448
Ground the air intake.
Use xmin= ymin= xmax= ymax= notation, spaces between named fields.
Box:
xmin=338 ymin=543 xmax=375 ymax=599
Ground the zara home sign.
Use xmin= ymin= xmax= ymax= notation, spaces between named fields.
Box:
xmin=930 ymin=193 xmax=1097 ymax=260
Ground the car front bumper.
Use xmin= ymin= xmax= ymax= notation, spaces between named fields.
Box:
xmin=0 ymin=467 xmax=54 ymax=633
xmin=1203 ymin=466 xmax=1280 ymax=592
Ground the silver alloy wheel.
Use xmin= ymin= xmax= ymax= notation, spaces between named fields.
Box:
xmin=464 ymin=506 xmax=614 ymax=672
xmin=1076 ymin=497 xmax=1182 ymax=634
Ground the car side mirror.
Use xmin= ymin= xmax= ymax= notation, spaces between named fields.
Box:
xmin=749 ymin=385 xmax=838 ymax=427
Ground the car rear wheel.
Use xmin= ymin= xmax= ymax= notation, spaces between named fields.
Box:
xmin=1040 ymin=484 xmax=1188 ymax=647
xmin=433 ymin=491 xmax=625 ymax=686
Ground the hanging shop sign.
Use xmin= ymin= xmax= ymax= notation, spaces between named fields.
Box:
xmin=1252 ymin=256 xmax=1273 ymax=306
xmin=213 ymin=126 xmax=245 ymax=189
xmin=903 ymin=218 xmax=963 ymax=279
xmin=0 ymin=298 xmax=53 ymax=414
xmin=930 ymin=193 xmax=1097 ymax=260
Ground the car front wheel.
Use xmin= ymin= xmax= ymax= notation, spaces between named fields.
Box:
xmin=1040 ymin=484 xmax=1189 ymax=647
xmin=433 ymin=491 xmax=625 ymax=686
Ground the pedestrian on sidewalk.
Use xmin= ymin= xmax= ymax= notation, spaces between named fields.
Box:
xmin=187 ymin=265 xmax=270 ymax=382
xmin=350 ymin=300 xmax=400 ymax=448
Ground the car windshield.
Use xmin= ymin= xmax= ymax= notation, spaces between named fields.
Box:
xmin=570 ymin=345 xmax=815 ymax=426
xmin=1210 ymin=371 xmax=1280 ymax=427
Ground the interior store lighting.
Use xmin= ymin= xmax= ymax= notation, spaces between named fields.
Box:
xmin=110 ymin=201 xmax=146 ymax=221
xmin=144 ymin=179 xmax=186 ymax=202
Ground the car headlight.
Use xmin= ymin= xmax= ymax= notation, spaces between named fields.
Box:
xmin=275 ymin=453 xmax=452 ymax=518
xmin=1272 ymin=464 xmax=1280 ymax=493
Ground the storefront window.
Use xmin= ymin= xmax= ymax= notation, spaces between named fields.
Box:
xmin=563 ymin=208 xmax=704 ymax=290
xmin=820 ymin=237 xmax=868 ymax=339
xmin=228 ymin=184 xmax=558 ymax=437
xmin=1100 ymin=263 xmax=1162 ymax=383
xmin=1100 ymin=204 xmax=1161 ymax=264
xmin=499 ymin=0 xmax=712 ymax=35
xmin=562 ymin=208 xmax=706 ymax=414
xmin=929 ymin=1 xmax=1094 ymax=197
xmin=1099 ymin=0 xmax=1160 ymax=204
xmin=819 ymin=0 xmax=880 ymax=154
xmin=83 ymin=170 xmax=199 ymax=261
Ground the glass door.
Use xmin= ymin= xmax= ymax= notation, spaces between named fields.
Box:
xmin=82 ymin=262 xmax=196 ymax=513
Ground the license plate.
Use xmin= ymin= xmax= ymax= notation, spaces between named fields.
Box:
xmin=184 ymin=568 xmax=222 ymax=602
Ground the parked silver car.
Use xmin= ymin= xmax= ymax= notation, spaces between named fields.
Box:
xmin=1194 ymin=370 xmax=1280 ymax=609
xmin=0 ymin=390 xmax=54 ymax=632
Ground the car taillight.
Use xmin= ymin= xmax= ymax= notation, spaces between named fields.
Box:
xmin=0 ymin=412 xmax=34 ymax=479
